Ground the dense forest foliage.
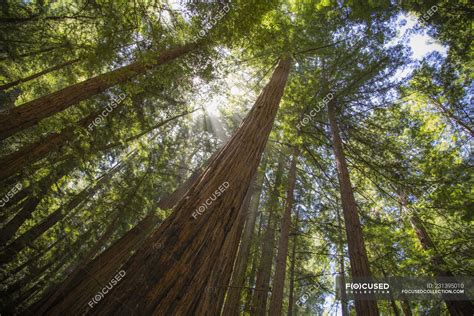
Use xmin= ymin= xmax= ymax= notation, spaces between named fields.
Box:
xmin=0 ymin=0 xmax=472 ymax=315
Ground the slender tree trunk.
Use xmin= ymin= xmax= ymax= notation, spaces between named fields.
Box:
xmin=244 ymin=211 xmax=264 ymax=314
xmin=0 ymin=43 xmax=199 ymax=141
xmin=74 ymin=57 xmax=291 ymax=315
xmin=399 ymin=193 xmax=474 ymax=316
xmin=269 ymin=146 xmax=299 ymax=316
xmin=400 ymin=300 xmax=412 ymax=316
xmin=287 ymin=209 xmax=299 ymax=316
xmin=0 ymin=110 xmax=99 ymax=180
xmin=252 ymin=156 xmax=285 ymax=316
xmin=0 ymin=45 xmax=68 ymax=62
xmin=33 ymin=155 xmax=209 ymax=314
xmin=327 ymin=99 xmax=379 ymax=315
xmin=1 ymin=240 xmax=59 ymax=284
xmin=222 ymin=154 xmax=267 ymax=316
xmin=0 ymin=165 xmax=72 ymax=244
xmin=0 ymin=165 xmax=121 ymax=264
xmin=336 ymin=207 xmax=349 ymax=316
xmin=0 ymin=58 xmax=80 ymax=91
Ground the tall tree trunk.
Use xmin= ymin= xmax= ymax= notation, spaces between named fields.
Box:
xmin=251 ymin=156 xmax=285 ymax=316
xmin=269 ymin=146 xmax=299 ymax=316
xmin=327 ymin=99 xmax=379 ymax=316
xmin=198 ymin=173 xmax=257 ymax=315
xmin=0 ymin=43 xmax=198 ymax=141
xmin=0 ymin=58 xmax=80 ymax=91
xmin=0 ymin=165 xmax=73 ymax=244
xmin=287 ymin=209 xmax=299 ymax=316
xmin=222 ymin=154 xmax=267 ymax=316
xmin=400 ymin=300 xmax=412 ymax=316
xmin=399 ymin=193 xmax=474 ymax=316
xmin=74 ymin=57 xmax=291 ymax=315
xmin=33 ymin=155 xmax=209 ymax=314
xmin=244 ymin=211 xmax=264 ymax=314
xmin=336 ymin=207 xmax=349 ymax=316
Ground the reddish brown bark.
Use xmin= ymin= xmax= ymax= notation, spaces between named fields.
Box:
xmin=34 ymin=154 xmax=208 ymax=314
xmin=81 ymin=57 xmax=290 ymax=315
xmin=287 ymin=209 xmax=298 ymax=316
xmin=251 ymin=157 xmax=285 ymax=316
xmin=0 ymin=43 xmax=198 ymax=141
xmin=336 ymin=207 xmax=349 ymax=316
xmin=222 ymin=154 xmax=267 ymax=316
xmin=269 ymin=146 xmax=299 ymax=316
xmin=327 ymin=99 xmax=379 ymax=315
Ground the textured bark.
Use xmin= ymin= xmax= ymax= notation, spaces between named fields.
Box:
xmin=0 ymin=58 xmax=80 ymax=91
xmin=75 ymin=57 xmax=290 ymax=315
xmin=222 ymin=154 xmax=267 ymax=316
xmin=287 ymin=210 xmax=299 ymax=316
xmin=269 ymin=146 xmax=299 ymax=316
xmin=336 ymin=207 xmax=349 ymax=316
xmin=327 ymin=99 xmax=379 ymax=316
xmin=251 ymin=156 xmax=285 ymax=316
xmin=34 ymin=153 xmax=211 ymax=314
xmin=0 ymin=43 xmax=198 ymax=140
xmin=244 ymin=212 xmax=264 ymax=314
xmin=198 ymin=174 xmax=256 ymax=316
xmin=400 ymin=194 xmax=474 ymax=316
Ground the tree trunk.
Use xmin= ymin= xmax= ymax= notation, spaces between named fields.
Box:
xmin=327 ymin=99 xmax=379 ymax=316
xmin=0 ymin=43 xmax=198 ymax=141
xmin=336 ymin=207 xmax=349 ymax=316
xmin=33 ymin=153 xmax=212 ymax=314
xmin=400 ymin=300 xmax=412 ymax=316
xmin=0 ymin=110 xmax=99 ymax=180
xmin=0 ymin=165 xmax=121 ymax=264
xmin=251 ymin=156 xmax=285 ymax=316
xmin=0 ymin=58 xmax=80 ymax=91
xmin=222 ymin=154 xmax=267 ymax=316
xmin=269 ymin=146 xmax=299 ymax=316
xmin=76 ymin=57 xmax=291 ymax=315
xmin=287 ymin=209 xmax=299 ymax=316
xmin=0 ymin=165 xmax=72 ymax=244
xmin=399 ymin=193 xmax=474 ymax=316
xmin=244 ymin=211 xmax=264 ymax=314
